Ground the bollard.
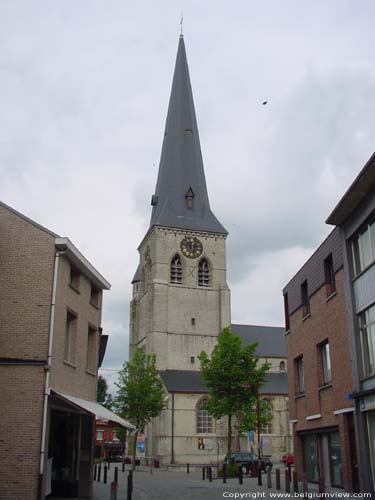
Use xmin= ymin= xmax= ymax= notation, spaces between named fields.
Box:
xmin=303 ymin=476 xmax=308 ymax=499
xmin=127 ymin=470 xmax=133 ymax=500
xmin=257 ymin=466 xmax=262 ymax=486
xmin=293 ymin=470 xmax=299 ymax=493
xmin=223 ymin=463 xmax=227 ymax=484
xmin=319 ymin=477 xmax=325 ymax=494
xmin=267 ymin=468 xmax=272 ymax=488
xmin=187 ymin=463 xmax=190 ymax=474
xmin=114 ymin=466 xmax=118 ymax=485
xmin=288 ymin=463 xmax=292 ymax=482
xmin=110 ymin=481 xmax=117 ymax=500
xmin=276 ymin=468 xmax=281 ymax=490
xmin=251 ymin=463 xmax=257 ymax=477
xmin=285 ymin=469 xmax=290 ymax=493
xmin=202 ymin=466 xmax=206 ymax=480
xmin=122 ymin=461 xmax=125 ymax=473
xmin=93 ymin=464 xmax=97 ymax=481
xmin=209 ymin=467 xmax=212 ymax=482
xmin=104 ymin=465 xmax=108 ymax=484
xmin=108 ymin=460 xmax=110 ymax=470
xmin=98 ymin=464 xmax=101 ymax=482
xmin=238 ymin=465 xmax=243 ymax=485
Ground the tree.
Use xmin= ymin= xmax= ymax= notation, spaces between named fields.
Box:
xmin=114 ymin=347 xmax=166 ymax=469
xmin=198 ymin=327 xmax=270 ymax=457
xmin=97 ymin=375 xmax=114 ymax=410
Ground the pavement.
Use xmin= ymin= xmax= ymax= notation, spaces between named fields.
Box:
xmin=92 ymin=465 xmax=362 ymax=500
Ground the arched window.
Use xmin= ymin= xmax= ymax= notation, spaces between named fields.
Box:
xmin=260 ymin=401 xmax=273 ymax=434
xmin=196 ymin=399 xmax=212 ymax=433
xmin=198 ymin=259 xmax=210 ymax=287
xmin=170 ymin=255 xmax=183 ymax=283
xmin=279 ymin=360 xmax=286 ymax=372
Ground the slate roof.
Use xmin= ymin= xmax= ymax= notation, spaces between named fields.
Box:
xmin=159 ymin=370 xmax=288 ymax=395
xmin=231 ymin=324 xmax=286 ymax=357
xmin=149 ymin=35 xmax=227 ymax=235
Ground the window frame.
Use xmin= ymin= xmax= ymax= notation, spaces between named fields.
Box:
xmin=86 ymin=325 xmax=98 ymax=374
xmin=324 ymin=254 xmax=336 ymax=297
xmin=260 ymin=400 xmax=273 ymax=434
xmin=198 ymin=258 xmax=210 ymax=287
xmin=170 ymin=254 xmax=183 ymax=284
xmin=295 ymin=356 xmax=305 ymax=395
xmin=359 ymin=303 xmax=375 ymax=378
xmin=64 ymin=310 xmax=77 ymax=365
xmin=196 ymin=399 xmax=213 ymax=434
xmin=352 ymin=220 xmax=375 ymax=277
xmin=300 ymin=281 xmax=310 ymax=318
xmin=318 ymin=340 xmax=332 ymax=385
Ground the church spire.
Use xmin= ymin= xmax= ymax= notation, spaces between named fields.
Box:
xmin=150 ymin=36 xmax=227 ymax=235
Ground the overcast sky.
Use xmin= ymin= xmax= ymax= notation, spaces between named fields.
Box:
xmin=1 ymin=1 xmax=374 ymax=390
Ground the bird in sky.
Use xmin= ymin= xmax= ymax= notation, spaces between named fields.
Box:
xmin=262 ymin=101 xmax=268 ymax=105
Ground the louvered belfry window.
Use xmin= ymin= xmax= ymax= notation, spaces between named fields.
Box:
xmin=170 ymin=255 xmax=183 ymax=283
xmin=198 ymin=259 xmax=210 ymax=287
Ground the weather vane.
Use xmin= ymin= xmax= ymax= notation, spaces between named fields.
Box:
xmin=180 ymin=14 xmax=183 ymax=35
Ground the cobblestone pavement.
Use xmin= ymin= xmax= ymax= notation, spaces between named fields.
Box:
xmin=93 ymin=466 xmax=358 ymax=500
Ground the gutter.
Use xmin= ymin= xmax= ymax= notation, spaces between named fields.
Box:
xmin=38 ymin=251 xmax=62 ymax=500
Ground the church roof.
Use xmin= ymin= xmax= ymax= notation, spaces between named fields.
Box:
xmin=149 ymin=35 xmax=227 ymax=235
xmin=231 ymin=324 xmax=286 ymax=357
xmin=159 ymin=370 xmax=288 ymax=395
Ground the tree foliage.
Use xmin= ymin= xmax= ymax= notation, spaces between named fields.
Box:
xmin=198 ymin=327 xmax=271 ymax=456
xmin=97 ymin=375 xmax=114 ymax=410
xmin=114 ymin=347 xmax=166 ymax=468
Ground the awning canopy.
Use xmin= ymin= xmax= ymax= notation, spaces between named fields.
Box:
xmin=53 ymin=391 xmax=135 ymax=431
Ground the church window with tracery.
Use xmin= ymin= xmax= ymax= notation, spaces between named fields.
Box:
xmin=198 ymin=259 xmax=210 ymax=287
xmin=260 ymin=401 xmax=273 ymax=434
xmin=170 ymin=255 xmax=183 ymax=283
xmin=196 ymin=399 xmax=212 ymax=433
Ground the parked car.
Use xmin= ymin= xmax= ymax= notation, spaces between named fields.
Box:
xmin=225 ymin=452 xmax=273 ymax=472
xmin=282 ymin=454 xmax=294 ymax=466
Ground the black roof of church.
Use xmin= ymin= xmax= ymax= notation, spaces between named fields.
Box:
xmin=231 ymin=324 xmax=286 ymax=357
xmin=149 ymin=35 xmax=227 ymax=235
xmin=159 ymin=370 xmax=288 ymax=395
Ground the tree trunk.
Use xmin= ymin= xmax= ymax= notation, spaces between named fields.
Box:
xmin=132 ymin=430 xmax=138 ymax=471
xmin=227 ymin=414 xmax=232 ymax=456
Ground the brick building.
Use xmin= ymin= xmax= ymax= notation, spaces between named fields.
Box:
xmin=0 ymin=201 xmax=134 ymax=500
xmin=95 ymin=422 xmax=124 ymax=460
xmin=326 ymin=152 xmax=375 ymax=493
xmin=283 ymin=228 xmax=359 ymax=491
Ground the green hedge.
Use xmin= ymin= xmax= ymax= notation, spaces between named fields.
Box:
xmin=218 ymin=463 xmax=239 ymax=478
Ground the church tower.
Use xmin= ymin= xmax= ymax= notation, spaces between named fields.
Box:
xmin=129 ymin=35 xmax=231 ymax=462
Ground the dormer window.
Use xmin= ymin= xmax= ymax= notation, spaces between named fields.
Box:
xmin=170 ymin=255 xmax=183 ymax=283
xmin=185 ymin=187 xmax=194 ymax=209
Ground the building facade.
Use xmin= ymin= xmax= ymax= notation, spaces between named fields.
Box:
xmin=129 ymin=36 xmax=289 ymax=465
xmin=283 ymin=228 xmax=359 ymax=492
xmin=0 ymin=201 xmax=133 ymax=500
xmin=326 ymin=152 xmax=375 ymax=493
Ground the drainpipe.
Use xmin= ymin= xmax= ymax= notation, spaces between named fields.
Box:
xmin=37 ymin=251 xmax=62 ymax=499
xmin=171 ymin=393 xmax=175 ymax=464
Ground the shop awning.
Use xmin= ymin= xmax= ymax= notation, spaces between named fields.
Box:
xmin=53 ymin=391 xmax=135 ymax=431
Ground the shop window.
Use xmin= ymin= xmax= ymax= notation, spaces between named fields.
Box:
xmin=301 ymin=281 xmax=310 ymax=317
xmin=196 ymin=399 xmax=212 ymax=433
xmin=319 ymin=341 xmax=332 ymax=385
xmin=352 ymin=220 xmax=375 ymax=276
xmin=303 ymin=435 xmax=319 ymax=482
xmin=359 ymin=303 xmax=375 ymax=378
xmin=295 ymin=356 xmax=304 ymax=395
xmin=329 ymin=431 xmax=343 ymax=487
xmin=324 ymin=254 xmax=336 ymax=297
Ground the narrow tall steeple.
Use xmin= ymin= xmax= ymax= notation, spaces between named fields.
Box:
xmin=150 ymin=36 xmax=227 ymax=235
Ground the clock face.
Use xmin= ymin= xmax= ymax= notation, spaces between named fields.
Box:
xmin=180 ymin=237 xmax=203 ymax=259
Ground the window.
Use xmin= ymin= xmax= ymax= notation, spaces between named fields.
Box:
xmin=69 ymin=265 xmax=80 ymax=291
xmin=196 ymin=399 xmax=212 ymax=433
xmin=64 ymin=311 xmax=77 ymax=364
xmin=359 ymin=303 xmax=375 ymax=378
xmin=191 ymin=318 xmax=195 ymax=326
xmin=319 ymin=341 xmax=332 ymax=384
xmin=96 ymin=430 xmax=104 ymax=441
xmin=190 ymin=356 xmax=195 ymax=364
xmin=301 ymin=281 xmax=310 ymax=317
xmin=90 ymin=285 xmax=100 ymax=308
xmin=86 ymin=326 xmax=97 ymax=373
xmin=260 ymin=401 xmax=273 ymax=434
xmin=279 ymin=360 xmax=286 ymax=372
xmin=185 ymin=187 xmax=194 ymax=209
xmin=324 ymin=254 xmax=336 ymax=297
xmin=198 ymin=259 xmax=210 ymax=287
xmin=352 ymin=221 xmax=375 ymax=276
xmin=283 ymin=293 xmax=290 ymax=331
xmin=295 ymin=356 xmax=304 ymax=394
xmin=170 ymin=255 xmax=183 ymax=283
